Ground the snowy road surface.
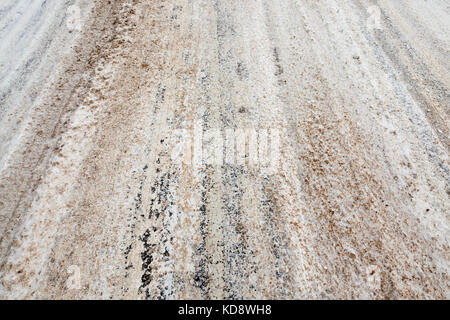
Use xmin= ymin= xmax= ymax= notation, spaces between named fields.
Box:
xmin=0 ymin=0 xmax=448 ymax=299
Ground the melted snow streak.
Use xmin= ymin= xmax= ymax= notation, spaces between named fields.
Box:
xmin=0 ymin=0 xmax=448 ymax=300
